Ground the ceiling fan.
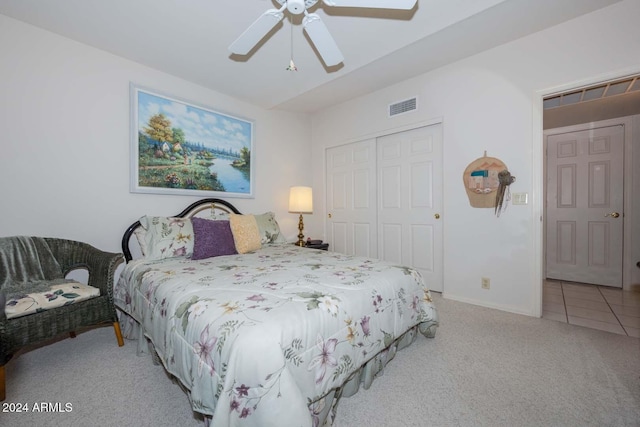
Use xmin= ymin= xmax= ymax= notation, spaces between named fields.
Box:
xmin=229 ymin=0 xmax=417 ymax=67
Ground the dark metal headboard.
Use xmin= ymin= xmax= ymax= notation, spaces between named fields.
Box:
xmin=121 ymin=198 xmax=242 ymax=262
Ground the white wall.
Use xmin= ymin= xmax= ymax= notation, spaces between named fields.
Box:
xmin=0 ymin=15 xmax=312 ymax=253
xmin=311 ymin=0 xmax=640 ymax=315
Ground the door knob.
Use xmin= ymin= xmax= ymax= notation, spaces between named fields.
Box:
xmin=605 ymin=212 xmax=620 ymax=218
xmin=434 ymin=213 xmax=440 ymax=219
xmin=328 ymin=213 xmax=332 ymax=218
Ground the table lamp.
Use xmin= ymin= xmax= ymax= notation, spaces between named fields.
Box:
xmin=288 ymin=186 xmax=313 ymax=246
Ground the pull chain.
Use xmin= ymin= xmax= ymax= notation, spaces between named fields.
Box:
xmin=286 ymin=17 xmax=297 ymax=71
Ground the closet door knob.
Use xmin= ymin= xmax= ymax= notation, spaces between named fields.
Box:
xmin=434 ymin=213 xmax=440 ymax=219
xmin=605 ymin=212 xmax=620 ymax=218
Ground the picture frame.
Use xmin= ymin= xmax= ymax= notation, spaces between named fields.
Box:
xmin=130 ymin=84 xmax=254 ymax=198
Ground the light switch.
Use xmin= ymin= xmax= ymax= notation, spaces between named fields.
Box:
xmin=512 ymin=192 xmax=528 ymax=205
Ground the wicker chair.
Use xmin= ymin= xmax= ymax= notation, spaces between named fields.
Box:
xmin=0 ymin=236 xmax=125 ymax=401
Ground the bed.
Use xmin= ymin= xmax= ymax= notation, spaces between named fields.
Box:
xmin=115 ymin=198 xmax=438 ymax=426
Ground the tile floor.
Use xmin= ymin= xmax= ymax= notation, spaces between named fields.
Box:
xmin=542 ymin=280 xmax=640 ymax=338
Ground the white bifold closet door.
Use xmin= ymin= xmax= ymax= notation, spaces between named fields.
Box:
xmin=326 ymin=138 xmax=378 ymax=258
xmin=326 ymin=124 xmax=443 ymax=292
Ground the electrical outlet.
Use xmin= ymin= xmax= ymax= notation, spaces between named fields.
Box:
xmin=481 ymin=277 xmax=490 ymax=289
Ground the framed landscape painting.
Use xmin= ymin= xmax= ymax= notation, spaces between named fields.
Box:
xmin=130 ymin=84 xmax=254 ymax=198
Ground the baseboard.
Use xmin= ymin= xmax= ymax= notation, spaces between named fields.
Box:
xmin=442 ymin=292 xmax=537 ymax=317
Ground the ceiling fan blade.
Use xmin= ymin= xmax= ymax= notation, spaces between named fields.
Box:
xmin=229 ymin=9 xmax=284 ymax=55
xmin=303 ymin=13 xmax=344 ymax=67
xmin=322 ymin=0 xmax=416 ymax=10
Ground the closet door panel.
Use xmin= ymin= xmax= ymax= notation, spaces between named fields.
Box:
xmin=377 ymin=125 xmax=443 ymax=292
xmin=326 ymin=139 xmax=377 ymax=258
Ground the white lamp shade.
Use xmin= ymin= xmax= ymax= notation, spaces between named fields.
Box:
xmin=289 ymin=186 xmax=313 ymax=213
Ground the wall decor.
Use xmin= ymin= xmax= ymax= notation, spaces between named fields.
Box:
xmin=494 ymin=169 xmax=516 ymax=216
xmin=130 ymin=84 xmax=254 ymax=198
xmin=462 ymin=151 xmax=515 ymax=215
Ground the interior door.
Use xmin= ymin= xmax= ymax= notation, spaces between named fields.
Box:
xmin=545 ymin=125 xmax=624 ymax=286
xmin=377 ymin=125 xmax=443 ymax=292
xmin=326 ymin=139 xmax=377 ymax=258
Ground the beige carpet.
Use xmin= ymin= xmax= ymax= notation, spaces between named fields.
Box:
xmin=4 ymin=294 xmax=640 ymax=426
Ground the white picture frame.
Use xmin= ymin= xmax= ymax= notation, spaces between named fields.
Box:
xmin=130 ymin=84 xmax=255 ymax=198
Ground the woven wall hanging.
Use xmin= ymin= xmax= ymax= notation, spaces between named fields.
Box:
xmin=462 ymin=151 xmax=515 ymax=215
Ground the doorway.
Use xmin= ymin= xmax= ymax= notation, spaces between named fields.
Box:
xmin=541 ymin=75 xmax=640 ymax=290
xmin=537 ymin=73 xmax=640 ymax=336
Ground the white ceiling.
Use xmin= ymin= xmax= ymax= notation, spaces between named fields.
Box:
xmin=0 ymin=0 xmax=620 ymax=112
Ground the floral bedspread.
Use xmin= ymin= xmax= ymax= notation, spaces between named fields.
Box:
xmin=114 ymin=244 xmax=438 ymax=426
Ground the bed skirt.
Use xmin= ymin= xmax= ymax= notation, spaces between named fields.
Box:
xmin=117 ymin=309 xmax=437 ymax=426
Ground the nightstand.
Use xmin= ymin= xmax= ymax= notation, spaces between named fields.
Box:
xmin=293 ymin=242 xmax=329 ymax=251
xmin=306 ymin=243 xmax=329 ymax=251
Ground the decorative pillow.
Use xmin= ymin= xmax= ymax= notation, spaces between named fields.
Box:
xmin=254 ymin=212 xmax=287 ymax=244
xmin=229 ymin=214 xmax=262 ymax=254
xmin=208 ymin=210 xmax=230 ymax=221
xmin=133 ymin=227 xmax=148 ymax=257
xmin=139 ymin=216 xmax=194 ymax=260
xmin=5 ymin=281 xmax=100 ymax=319
xmin=191 ymin=218 xmax=237 ymax=260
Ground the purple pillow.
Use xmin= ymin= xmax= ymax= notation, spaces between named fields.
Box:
xmin=191 ymin=217 xmax=237 ymax=260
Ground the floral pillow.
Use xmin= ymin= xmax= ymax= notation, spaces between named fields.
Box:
xmin=191 ymin=217 xmax=237 ymax=260
xmin=253 ymin=212 xmax=287 ymax=244
xmin=133 ymin=227 xmax=149 ymax=257
xmin=229 ymin=214 xmax=262 ymax=254
xmin=139 ymin=216 xmax=194 ymax=260
xmin=208 ymin=210 xmax=230 ymax=221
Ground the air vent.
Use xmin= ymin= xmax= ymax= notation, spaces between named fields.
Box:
xmin=389 ymin=97 xmax=417 ymax=117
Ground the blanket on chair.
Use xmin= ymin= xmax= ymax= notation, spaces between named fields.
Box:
xmin=0 ymin=236 xmax=63 ymax=299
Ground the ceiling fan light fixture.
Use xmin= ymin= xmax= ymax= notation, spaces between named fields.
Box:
xmin=229 ymin=0 xmax=416 ymax=66
xmin=287 ymin=0 xmax=307 ymax=15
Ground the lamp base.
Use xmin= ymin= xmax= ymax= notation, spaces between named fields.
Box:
xmin=296 ymin=213 xmax=305 ymax=246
